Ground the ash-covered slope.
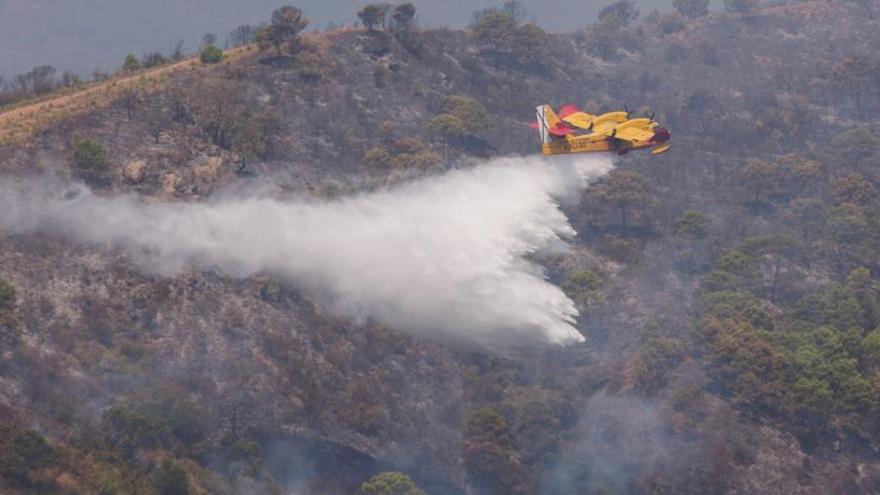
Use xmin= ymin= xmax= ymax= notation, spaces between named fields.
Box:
xmin=2 ymin=2 xmax=880 ymax=493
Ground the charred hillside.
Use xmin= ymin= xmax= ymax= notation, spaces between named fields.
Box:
xmin=2 ymin=1 xmax=880 ymax=494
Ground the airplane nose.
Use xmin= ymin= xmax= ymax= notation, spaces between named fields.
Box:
xmin=652 ymin=127 xmax=671 ymax=143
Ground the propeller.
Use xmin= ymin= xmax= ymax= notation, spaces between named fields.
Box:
xmin=624 ymin=104 xmax=632 ymax=118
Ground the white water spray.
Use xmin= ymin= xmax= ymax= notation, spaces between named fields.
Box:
xmin=0 ymin=155 xmax=613 ymax=345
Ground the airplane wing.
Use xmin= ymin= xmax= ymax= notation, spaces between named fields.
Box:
xmin=610 ymin=126 xmax=655 ymax=143
xmin=562 ymin=112 xmax=595 ymax=130
xmin=591 ymin=120 xmax=619 ymax=134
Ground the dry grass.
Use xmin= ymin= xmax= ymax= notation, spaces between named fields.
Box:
xmin=0 ymin=45 xmax=256 ymax=147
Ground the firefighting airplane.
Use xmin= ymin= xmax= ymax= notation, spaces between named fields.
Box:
xmin=531 ymin=104 xmax=671 ymax=156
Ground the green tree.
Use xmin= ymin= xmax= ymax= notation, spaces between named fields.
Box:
xmin=507 ymin=393 xmax=569 ymax=469
xmin=685 ymin=88 xmax=716 ymax=131
xmin=360 ymin=471 xmax=425 ymax=495
xmin=122 ymin=54 xmax=142 ymax=72
xmin=633 ymin=323 xmax=685 ymax=392
xmin=598 ymin=0 xmax=639 ymax=25
xmin=784 ymin=198 xmax=827 ymax=251
xmin=257 ymin=6 xmax=309 ymax=57
xmin=152 ymin=459 xmax=189 ymax=495
xmin=562 ymin=269 xmax=603 ymax=309
xmin=0 ymin=277 xmax=15 ymax=310
xmin=142 ymin=52 xmax=168 ymax=69
xmin=364 ymin=147 xmax=397 ymax=168
xmin=831 ymin=172 xmax=877 ymax=207
xmin=0 ymin=422 xmax=57 ymax=485
xmin=228 ymin=24 xmax=259 ymax=47
xmin=103 ymin=405 xmax=172 ymax=458
xmin=429 ymin=114 xmax=466 ymax=146
xmin=701 ymin=250 xmax=758 ymax=293
xmin=441 ymin=95 xmax=491 ymax=133
xmin=674 ymin=210 xmax=711 ymax=238
xmin=831 ymin=127 xmax=879 ymax=167
xmin=390 ymin=3 xmax=417 ymax=30
xmin=471 ymin=11 xmax=548 ymax=66
xmin=501 ymin=1 xmax=529 ymax=21
xmin=463 ymin=408 xmax=529 ymax=494
xmin=230 ymin=108 xmax=278 ymax=173
xmin=72 ymin=139 xmax=109 ymax=183
xmin=672 ymin=0 xmax=710 ymax=18
xmin=863 ymin=331 xmax=880 ymax=368
xmin=723 ymin=0 xmax=757 ymax=14
xmin=831 ymin=56 xmax=877 ymax=118
xmin=845 ymin=267 xmax=880 ymax=333
xmin=739 ymin=158 xmax=779 ymax=203
xmin=825 ymin=203 xmax=869 ymax=274
xmin=776 ymin=153 xmax=822 ymax=197
xmin=505 ymin=22 xmax=548 ymax=66
xmin=795 ymin=284 xmax=862 ymax=333
xmin=471 ymin=9 xmax=515 ymax=31
xmin=585 ymin=14 xmax=622 ymax=60
xmin=742 ymin=235 xmax=805 ymax=303
xmin=199 ymin=45 xmax=224 ymax=64
xmin=359 ymin=4 xmax=386 ymax=31
xmin=181 ymin=74 xmax=278 ymax=153
xmin=594 ymin=169 xmax=654 ymax=236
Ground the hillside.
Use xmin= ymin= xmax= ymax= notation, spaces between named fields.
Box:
xmin=0 ymin=0 xmax=673 ymax=78
xmin=2 ymin=1 xmax=880 ymax=494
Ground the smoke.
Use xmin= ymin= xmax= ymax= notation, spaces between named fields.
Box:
xmin=0 ymin=155 xmax=613 ymax=346
xmin=544 ymin=394 xmax=673 ymax=494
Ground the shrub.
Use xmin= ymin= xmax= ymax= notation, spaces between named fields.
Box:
xmin=659 ymin=13 xmax=687 ymax=34
xmin=257 ymin=6 xmax=310 ymax=57
xmin=672 ymin=0 xmax=710 ymax=18
xmin=441 ymin=95 xmax=491 ymax=133
xmin=122 ymin=54 xmax=142 ymax=72
xmin=723 ymin=0 xmax=757 ymax=13
xmin=633 ymin=332 xmax=685 ymax=392
xmin=363 ymin=32 xmax=391 ymax=57
xmin=102 ymin=405 xmax=172 ymax=457
xmin=563 ymin=269 xmax=603 ymax=309
xmin=142 ymin=52 xmax=168 ymax=68
xmin=0 ymin=277 xmax=15 ymax=310
xmin=364 ymin=147 xmax=396 ymax=168
xmin=358 ymin=4 xmax=387 ymax=31
xmin=390 ymin=3 xmax=417 ymax=30
xmin=471 ymin=12 xmax=548 ymax=67
xmin=598 ymin=0 xmax=639 ymax=25
xmin=152 ymin=459 xmax=189 ymax=495
xmin=72 ymin=139 xmax=109 ymax=182
xmin=596 ymin=236 xmax=641 ymax=264
xmin=360 ymin=471 xmax=425 ymax=495
xmin=428 ymin=114 xmax=466 ymax=141
xmin=674 ymin=210 xmax=710 ymax=238
xmin=463 ymin=408 xmax=529 ymax=494
xmin=199 ymin=45 xmax=224 ymax=64
xmin=0 ymin=422 xmax=57 ymax=484
xmin=220 ymin=303 xmax=245 ymax=333
xmin=217 ymin=436 xmax=263 ymax=479
xmin=297 ymin=50 xmax=325 ymax=82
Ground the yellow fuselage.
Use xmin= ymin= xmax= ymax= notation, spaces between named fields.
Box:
xmin=541 ymin=132 xmax=657 ymax=156
xmin=542 ymin=135 xmax=614 ymax=155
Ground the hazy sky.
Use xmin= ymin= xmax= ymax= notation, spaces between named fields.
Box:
xmin=0 ymin=0 xmax=680 ymax=79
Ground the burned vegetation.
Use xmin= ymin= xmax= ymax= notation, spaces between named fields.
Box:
xmin=3 ymin=1 xmax=880 ymax=494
